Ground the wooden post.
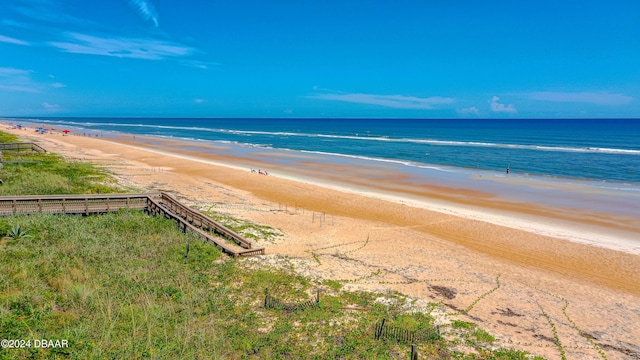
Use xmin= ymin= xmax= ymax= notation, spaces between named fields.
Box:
xmin=316 ymin=289 xmax=320 ymax=304
xmin=411 ymin=344 xmax=417 ymax=360
xmin=264 ymin=288 xmax=269 ymax=308
xmin=375 ymin=319 xmax=386 ymax=340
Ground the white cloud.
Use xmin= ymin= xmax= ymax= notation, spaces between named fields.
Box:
xmin=49 ymin=33 xmax=194 ymax=60
xmin=129 ymin=0 xmax=160 ymax=28
xmin=523 ymin=91 xmax=633 ymax=106
xmin=0 ymin=67 xmax=65 ymax=93
xmin=489 ymin=96 xmax=517 ymax=113
xmin=0 ymin=67 xmax=39 ymax=93
xmin=0 ymin=84 xmax=39 ymax=93
xmin=0 ymin=34 xmax=29 ymax=46
xmin=310 ymin=92 xmax=455 ymax=109
xmin=180 ymin=60 xmax=220 ymax=69
xmin=312 ymin=85 xmax=336 ymax=92
xmin=42 ymin=102 xmax=60 ymax=109
xmin=0 ymin=67 xmax=30 ymax=77
xmin=5 ymin=1 xmax=208 ymax=66
xmin=457 ymin=106 xmax=479 ymax=115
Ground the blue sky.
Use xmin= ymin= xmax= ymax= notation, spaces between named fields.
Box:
xmin=0 ymin=0 xmax=638 ymax=118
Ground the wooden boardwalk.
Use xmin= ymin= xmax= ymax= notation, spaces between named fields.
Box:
xmin=0 ymin=192 xmax=265 ymax=258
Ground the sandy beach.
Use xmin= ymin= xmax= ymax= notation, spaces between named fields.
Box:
xmin=4 ymin=125 xmax=640 ymax=359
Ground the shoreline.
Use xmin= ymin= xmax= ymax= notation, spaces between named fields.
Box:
xmin=3 ymin=124 xmax=639 ymax=283
xmin=2 ymin=123 xmax=639 ymax=254
xmin=109 ymin=138 xmax=640 ymax=254
xmin=40 ymin=127 xmax=640 ymax=254
xmin=3 ymin=123 xmax=640 ymax=358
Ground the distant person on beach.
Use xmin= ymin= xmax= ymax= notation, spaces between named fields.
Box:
xmin=506 ymin=165 xmax=510 ymax=174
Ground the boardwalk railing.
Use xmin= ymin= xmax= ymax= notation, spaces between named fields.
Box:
xmin=0 ymin=192 xmax=265 ymax=258
xmin=0 ymin=193 xmax=153 ymax=216
xmin=159 ymin=192 xmax=255 ymax=250
xmin=0 ymin=142 xmax=47 ymax=153
xmin=147 ymin=195 xmax=264 ymax=258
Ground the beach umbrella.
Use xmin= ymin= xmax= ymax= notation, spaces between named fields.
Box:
xmin=62 ymin=129 xmax=70 ymax=134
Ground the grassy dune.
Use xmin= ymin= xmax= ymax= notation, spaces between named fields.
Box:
xmin=0 ymin=134 xmax=120 ymax=196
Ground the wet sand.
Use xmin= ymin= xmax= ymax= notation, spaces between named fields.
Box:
xmin=4 ymin=125 xmax=640 ymax=359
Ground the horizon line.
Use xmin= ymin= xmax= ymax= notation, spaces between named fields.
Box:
xmin=3 ymin=116 xmax=640 ymax=121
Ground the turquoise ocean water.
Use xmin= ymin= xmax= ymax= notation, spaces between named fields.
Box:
xmin=12 ymin=117 xmax=639 ymax=184
xmin=5 ymin=117 xmax=640 ymax=220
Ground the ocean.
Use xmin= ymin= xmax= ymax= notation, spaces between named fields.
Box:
xmin=12 ymin=117 xmax=640 ymax=185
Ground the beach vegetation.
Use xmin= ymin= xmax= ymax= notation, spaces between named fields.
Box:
xmin=472 ymin=327 xmax=496 ymax=343
xmin=0 ymin=210 xmax=541 ymax=359
xmin=0 ymin=151 xmax=121 ymax=195
xmin=4 ymin=224 xmax=31 ymax=240
xmin=311 ymin=251 xmax=322 ymax=265
xmin=204 ymin=211 xmax=284 ymax=243
xmin=452 ymin=319 xmax=475 ymax=329
xmin=322 ymin=279 xmax=343 ymax=291
xmin=482 ymin=348 xmax=546 ymax=360
xmin=0 ymin=132 xmax=19 ymax=143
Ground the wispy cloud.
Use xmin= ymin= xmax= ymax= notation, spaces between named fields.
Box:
xmin=42 ymin=102 xmax=60 ymax=109
xmin=310 ymin=92 xmax=454 ymax=109
xmin=194 ymin=99 xmax=205 ymax=104
xmin=11 ymin=0 xmax=92 ymax=31
xmin=180 ymin=60 xmax=220 ymax=69
xmin=129 ymin=0 xmax=159 ymax=28
xmin=0 ymin=67 xmax=40 ymax=93
xmin=0 ymin=34 xmax=29 ymax=45
xmin=49 ymin=32 xmax=194 ymax=60
xmin=51 ymin=82 xmax=66 ymax=88
xmin=457 ymin=106 xmax=479 ymax=115
xmin=0 ymin=68 xmax=29 ymax=77
xmin=522 ymin=91 xmax=633 ymax=106
xmin=489 ymin=96 xmax=517 ymax=113
xmin=3 ymin=0 xmax=207 ymax=68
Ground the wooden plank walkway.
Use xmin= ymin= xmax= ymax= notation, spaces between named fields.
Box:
xmin=0 ymin=192 xmax=265 ymax=258
xmin=159 ymin=192 xmax=255 ymax=249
